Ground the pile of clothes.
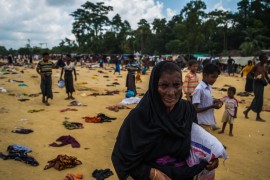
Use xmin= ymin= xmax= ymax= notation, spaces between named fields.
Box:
xmin=83 ymin=113 xmax=116 ymax=123
xmin=44 ymin=154 xmax=82 ymax=171
xmin=63 ymin=121 xmax=84 ymax=130
xmin=0 ymin=144 xmax=39 ymax=166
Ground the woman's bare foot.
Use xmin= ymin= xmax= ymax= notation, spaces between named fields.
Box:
xmin=65 ymin=97 xmax=70 ymax=100
xmin=229 ymin=133 xmax=233 ymax=136
xmin=218 ymin=131 xmax=224 ymax=134
xmin=70 ymin=97 xmax=75 ymax=100
xmin=45 ymin=102 xmax=50 ymax=106
xmin=243 ymin=111 xmax=249 ymax=119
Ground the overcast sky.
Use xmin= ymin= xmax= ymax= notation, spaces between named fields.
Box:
xmin=0 ymin=0 xmax=238 ymax=49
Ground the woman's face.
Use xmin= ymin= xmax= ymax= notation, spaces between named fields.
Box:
xmin=158 ymin=71 xmax=182 ymax=112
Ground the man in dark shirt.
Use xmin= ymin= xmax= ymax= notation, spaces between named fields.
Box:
xmin=227 ymin=56 xmax=235 ymax=76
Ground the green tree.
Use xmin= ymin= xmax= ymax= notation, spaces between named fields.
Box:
xmin=0 ymin=46 xmax=8 ymax=56
xmin=70 ymin=1 xmax=113 ymax=53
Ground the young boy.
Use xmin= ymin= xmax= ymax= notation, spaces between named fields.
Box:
xmin=192 ymin=63 xmax=222 ymax=132
xmin=183 ymin=60 xmax=199 ymax=102
xmin=218 ymin=87 xmax=238 ymax=136
xmin=36 ymin=52 xmax=54 ymax=106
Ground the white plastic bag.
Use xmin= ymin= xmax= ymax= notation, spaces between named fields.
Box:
xmin=57 ymin=79 xmax=65 ymax=88
xmin=186 ymin=123 xmax=228 ymax=167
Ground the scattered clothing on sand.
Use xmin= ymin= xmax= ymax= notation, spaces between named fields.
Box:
xmin=63 ymin=121 xmax=84 ymax=130
xmin=83 ymin=116 xmax=102 ymax=123
xmin=8 ymin=79 xmax=24 ymax=83
xmin=120 ymin=97 xmax=141 ymax=105
xmin=28 ymin=109 xmax=45 ymax=113
xmin=83 ymin=113 xmax=116 ymax=123
xmin=9 ymin=144 xmax=32 ymax=152
xmin=49 ymin=135 xmax=80 ymax=148
xmin=106 ymin=105 xmax=131 ymax=112
xmin=0 ymin=144 xmax=39 ymax=166
xmin=237 ymin=92 xmax=253 ymax=97
xmin=44 ymin=155 xmax=82 ymax=171
xmin=223 ymin=84 xmax=232 ymax=88
xmin=18 ymin=83 xmax=27 ymax=86
xmin=0 ymin=87 xmax=7 ymax=92
xmin=12 ymin=128 xmax=33 ymax=134
xmin=97 ymin=113 xmax=117 ymax=121
xmin=89 ymin=90 xmax=120 ymax=96
xmin=0 ymin=107 xmax=9 ymax=113
xmin=68 ymin=101 xmax=87 ymax=106
xmin=60 ymin=108 xmax=78 ymax=112
xmin=18 ymin=98 xmax=30 ymax=102
xmin=64 ymin=173 xmax=83 ymax=180
xmin=92 ymin=169 xmax=113 ymax=180
xmin=77 ymin=87 xmax=95 ymax=91
xmin=28 ymin=93 xmax=41 ymax=97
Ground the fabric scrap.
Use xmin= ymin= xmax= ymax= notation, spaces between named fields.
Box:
xmin=0 ymin=145 xmax=38 ymax=166
xmin=44 ymin=154 xmax=82 ymax=171
xmin=12 ymin=128 xmax=33 ymax=134
xmin=63 ymin=121 xmax=84 ymax=130
xmin=49 ymin=135 xmax=80 ymax=148
xmin=92 ymin=169 xmax=113 ymax=180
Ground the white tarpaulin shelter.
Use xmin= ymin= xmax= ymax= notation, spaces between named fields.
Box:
xmin=219 ymin=56 xmax=255 ymax=66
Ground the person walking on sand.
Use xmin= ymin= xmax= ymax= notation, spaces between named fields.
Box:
xmin=227 ymin=56 xmax=235 ymax=76
xmin=36 ymin=52 xmax=54 ymax=106
xmin=218 ymin=87 xmax=238 ymax=136
xmin=114 ymin=56 xmax=121 ymax=75
xmin=243 ymin=53 xmax=269 ymax=122
xmin=60 ymin=54 xmax=77 ymax=100
xmin=241 ymin=60 xmax=254 ymax=93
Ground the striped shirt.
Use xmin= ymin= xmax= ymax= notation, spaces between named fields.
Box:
xmin=183 ymin=71 xmax=199 ymax=95
xmin=37 ymin=60 xmax=53 ymax=76
xmin=126 ymin=61 xmax=140 ymax=75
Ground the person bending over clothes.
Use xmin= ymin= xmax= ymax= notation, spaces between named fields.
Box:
xmin=112 ymin=61 xmax=219 ymax=180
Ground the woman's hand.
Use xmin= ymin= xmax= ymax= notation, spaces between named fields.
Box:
xmin=206 ymin=158 xmax=219 ymax=171
xmin=150 ymin=168 xmax=171 ymax=180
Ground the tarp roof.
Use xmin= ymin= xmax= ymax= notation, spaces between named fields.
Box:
xmin=219 ymin=56 xmax=255 ymax=66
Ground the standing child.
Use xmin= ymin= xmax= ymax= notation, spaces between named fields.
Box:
xmin=192 ymin=63 xmax=222 ymax=179
xmin=192 ymin=63 xmax=223 ymax=132
xmin=183 ymin=60 xmax=199 ymax=102
xmin=218 ymin=87 xmax=238 ymax=136
xmin=36 ymin=52 xmax=54 ymax=106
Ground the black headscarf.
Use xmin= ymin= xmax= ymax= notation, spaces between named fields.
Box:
xmin=112 ymin=61 xmax=198 ymax=179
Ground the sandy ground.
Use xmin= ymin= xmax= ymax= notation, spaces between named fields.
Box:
xmin=0 ymin=62 xmax=269 ymax=180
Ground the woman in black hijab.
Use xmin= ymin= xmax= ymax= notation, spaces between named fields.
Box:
xmin=112 ymin=61 xmax=219 ymax=180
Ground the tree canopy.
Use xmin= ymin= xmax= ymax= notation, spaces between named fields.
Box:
xmin=1 ymin=0 xmax=269 ymax=56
